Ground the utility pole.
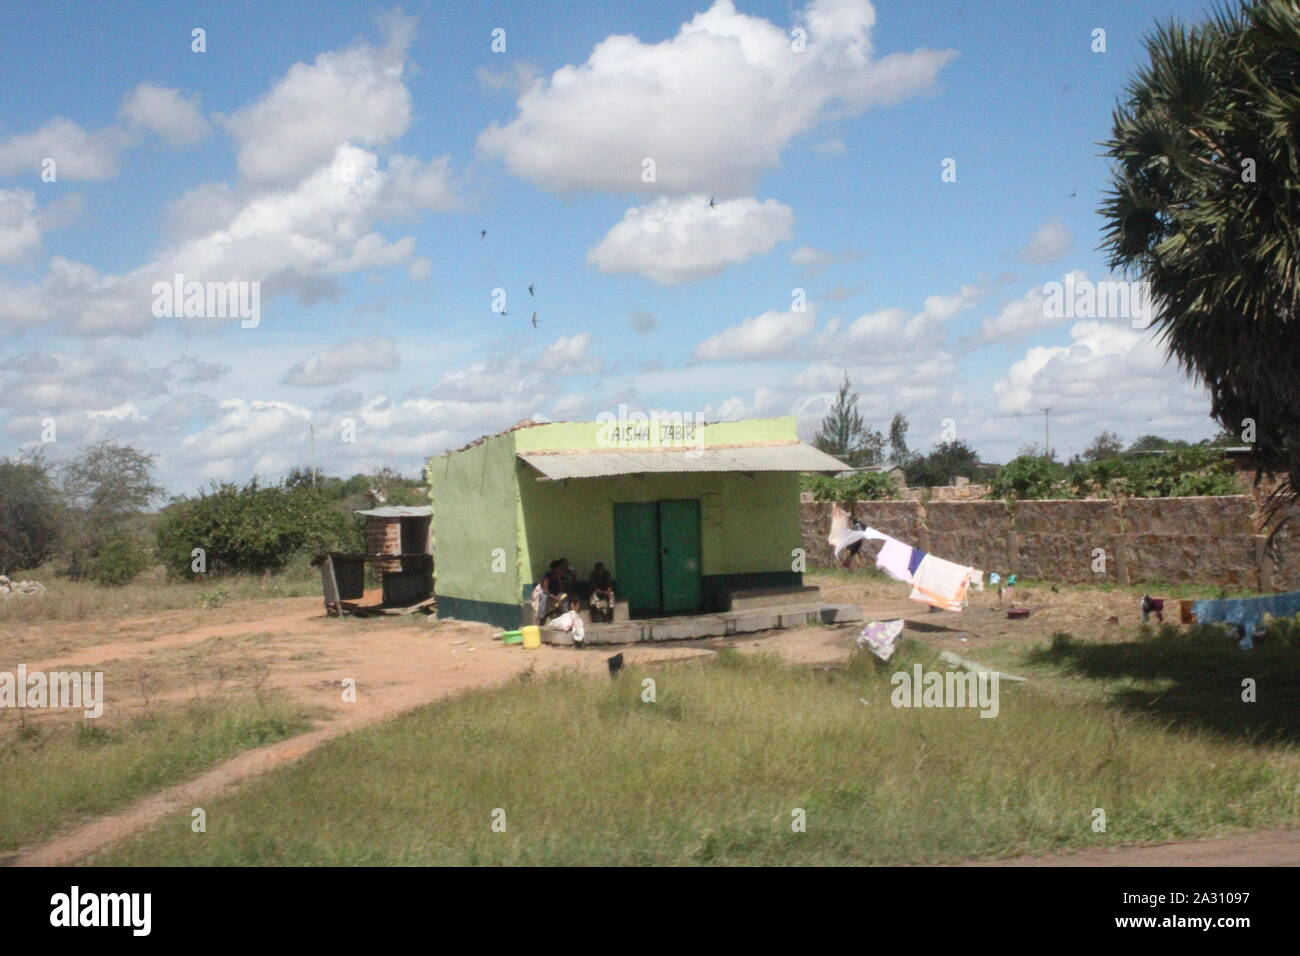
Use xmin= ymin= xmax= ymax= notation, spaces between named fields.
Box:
xmin=1041 ymin=407 xmax=1052 ymax=460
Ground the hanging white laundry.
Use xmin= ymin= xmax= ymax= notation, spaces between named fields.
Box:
xmin=875 ymin=537 xmax=915 ymax=583
xmin=909 ymin=554 xmax=972 ymax=612
xmin=827 ymin=504 xmax=886 ymax=561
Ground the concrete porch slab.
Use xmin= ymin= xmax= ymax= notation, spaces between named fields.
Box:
xmin=550 ymin=601 xmax=863 ymax=646
xmin=729 ymin=585 xmax=823 ymax=610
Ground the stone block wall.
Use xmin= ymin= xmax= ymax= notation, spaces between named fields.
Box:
xmin=804 ymin=493 xmax=1299 ymax=590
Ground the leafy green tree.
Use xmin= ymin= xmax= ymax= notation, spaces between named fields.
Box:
xmin=812 ymin=374 xmax=884 ymax=467
xmin=60 ymin=441 xmax=161 ymax=522
xmin=904 ymin=440 xmax=981 ymax=488
xmin=888 ymin=413 xmax=912 ymax=465
xmin=285 ymin=466 xmax=324 ymax=491
xmin=59 ymin=441 xmax=161 ymax=582
xmin=0 ymin=454 xmax=62 ymax=574
xmin=1083 ymin=431 xmax=1125 ymax=462
xmin=1123 ymin=435 xmax=1188 ymax=457
xmin=1102 ymin=0 xmax=1300 ymax=527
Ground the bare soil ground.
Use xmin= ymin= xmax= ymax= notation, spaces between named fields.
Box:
xmin=3 ymin=575 xmax=1287 ymax=866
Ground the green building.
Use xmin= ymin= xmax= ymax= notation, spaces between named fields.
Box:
xmin=425 ymin=415 xmax=847 ymax=628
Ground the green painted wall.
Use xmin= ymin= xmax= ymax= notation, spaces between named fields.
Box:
xmin=424 ymin=432 xmax=522 ymax=607
xmin=516 ymin=468 xmax=801 ymax=587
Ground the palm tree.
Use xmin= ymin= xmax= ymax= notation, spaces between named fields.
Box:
xmin=1101 ymin=0 xmax=1300 ymax=533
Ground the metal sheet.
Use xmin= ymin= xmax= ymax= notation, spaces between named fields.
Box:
xmin=354 ymin=506 xmax=432 ymax=517
xmin=518 ymin=442 xmax=848 ymax=480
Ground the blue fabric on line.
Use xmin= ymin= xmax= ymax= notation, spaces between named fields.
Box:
xmin=907 ymin=548 xmax=927 ymax=576
xmin=1192 ymin=590 xmax=1300 ymax=649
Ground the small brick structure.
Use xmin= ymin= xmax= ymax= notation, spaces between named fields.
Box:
xmin=364 ymin=516 xmax=404 ymax=572
xmin=321 ymin=506 xmax=433 ymax=614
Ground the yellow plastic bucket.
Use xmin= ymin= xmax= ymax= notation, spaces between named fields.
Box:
xmin=521 ymin=625 xmax=541 ymax=650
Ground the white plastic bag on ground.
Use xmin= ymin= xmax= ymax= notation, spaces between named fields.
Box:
xmin=546 ymin=609 xmax=586 ymax=644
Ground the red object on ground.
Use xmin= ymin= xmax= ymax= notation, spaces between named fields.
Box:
xmin=1006 ymin=608 xmax=1031 ymax=619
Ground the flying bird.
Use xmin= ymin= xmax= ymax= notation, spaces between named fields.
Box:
xmin=708 ymin=196 xmax=717 ymax=209
xmin=479 ymin=229 xmax=486 ymax=239
xmin=528 ymin=283 xmax=535 ymax=297
xmin=1068 ymin=190 xmax=1077 ymax=198
xmin=531 ymin=311 xmax=538 ymax=328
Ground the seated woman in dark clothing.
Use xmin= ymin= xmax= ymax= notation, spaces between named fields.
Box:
xmin=536 ymin=559 xmax=570 ymax=623
xmin=588 ymin=562 xmax=615 ymax=622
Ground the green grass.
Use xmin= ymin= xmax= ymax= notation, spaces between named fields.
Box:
xmin=88 ymin=641 xmax=1300 ymax=866
xmin=0 ymin=694 xmax=318 ymax=854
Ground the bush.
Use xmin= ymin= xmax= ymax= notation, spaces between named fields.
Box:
xmin=801 ymin=471 xmax=898 ymax=501
xmin=0 ymin=456 xmax=62 ymax=573
xmin=156 ymin=479 xmax=359 ymax=577
xmin=84 ymin=532 xmax=151 ymax=587
xmin=988 ymin=456 xmax=1066 ymax=499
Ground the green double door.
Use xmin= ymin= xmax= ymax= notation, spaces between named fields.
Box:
xmin=612 ymin=499 xmax=702 ymax=617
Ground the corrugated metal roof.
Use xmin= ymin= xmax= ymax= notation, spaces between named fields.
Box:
xmin=518 ymin=442 xmax=848 ymax=480
xmin=354 ymin=506 xmax=432 ymax=517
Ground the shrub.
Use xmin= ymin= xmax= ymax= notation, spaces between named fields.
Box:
xmin=988 ymin=456 xmax=1066 ymax=500
xmin=84 ymin=532 xmax=151 ymax=587
xmin=801 ymin=471 xmax=898 ymax=502
xmin=156 ymin=479 xmax=359 ymax=577
xmin=0 ymin=456 xmax=62 ymax=573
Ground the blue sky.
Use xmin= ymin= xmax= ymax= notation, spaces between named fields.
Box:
xmin=0 ymin=0 xmax=1222 ymax=493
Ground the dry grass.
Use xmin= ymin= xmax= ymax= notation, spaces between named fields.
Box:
xmin=0 ymin=560 xmax=324 ymax=628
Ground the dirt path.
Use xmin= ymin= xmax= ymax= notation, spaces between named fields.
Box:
xmin=962 ymin=828 xmax=1300 ymax=867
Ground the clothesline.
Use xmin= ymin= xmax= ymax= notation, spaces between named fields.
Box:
xmin=827 ymin=505 xmax=981 ymax=612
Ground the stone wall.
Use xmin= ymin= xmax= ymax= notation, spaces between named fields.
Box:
xmin=806 ymin=494 xmax=1299 ymax=590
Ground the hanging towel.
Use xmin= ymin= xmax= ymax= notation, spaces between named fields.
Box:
xmin=909 ymin=554 xmax=972 ymax=612
xmin=875 ymin=537 xmax=915 ymax=583
xmin=827 ymin=505 xmax=886 ymax=561
xmin=907 ymin=547 xmax=927 ymax=577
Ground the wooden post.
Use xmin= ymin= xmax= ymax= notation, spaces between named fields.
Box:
xmin=1114 ymin=533 xmax=1130 ymax=586
xmin=1254 ymin=534 xmax=1274 ymax=592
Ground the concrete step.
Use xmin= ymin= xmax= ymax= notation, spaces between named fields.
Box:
xmin=729 ymin=585 xmax=823 ymax=610
xmin=544 ymin=602 xmax=863 ymax=646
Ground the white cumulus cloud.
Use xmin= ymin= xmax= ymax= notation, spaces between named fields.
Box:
xmin=588 ymin=195 xmax=793 ymax=284
xmin=478 ymin=0 xmax=954 ymax=196
xmin=694 ymin=308 xmax=816 ymax=361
